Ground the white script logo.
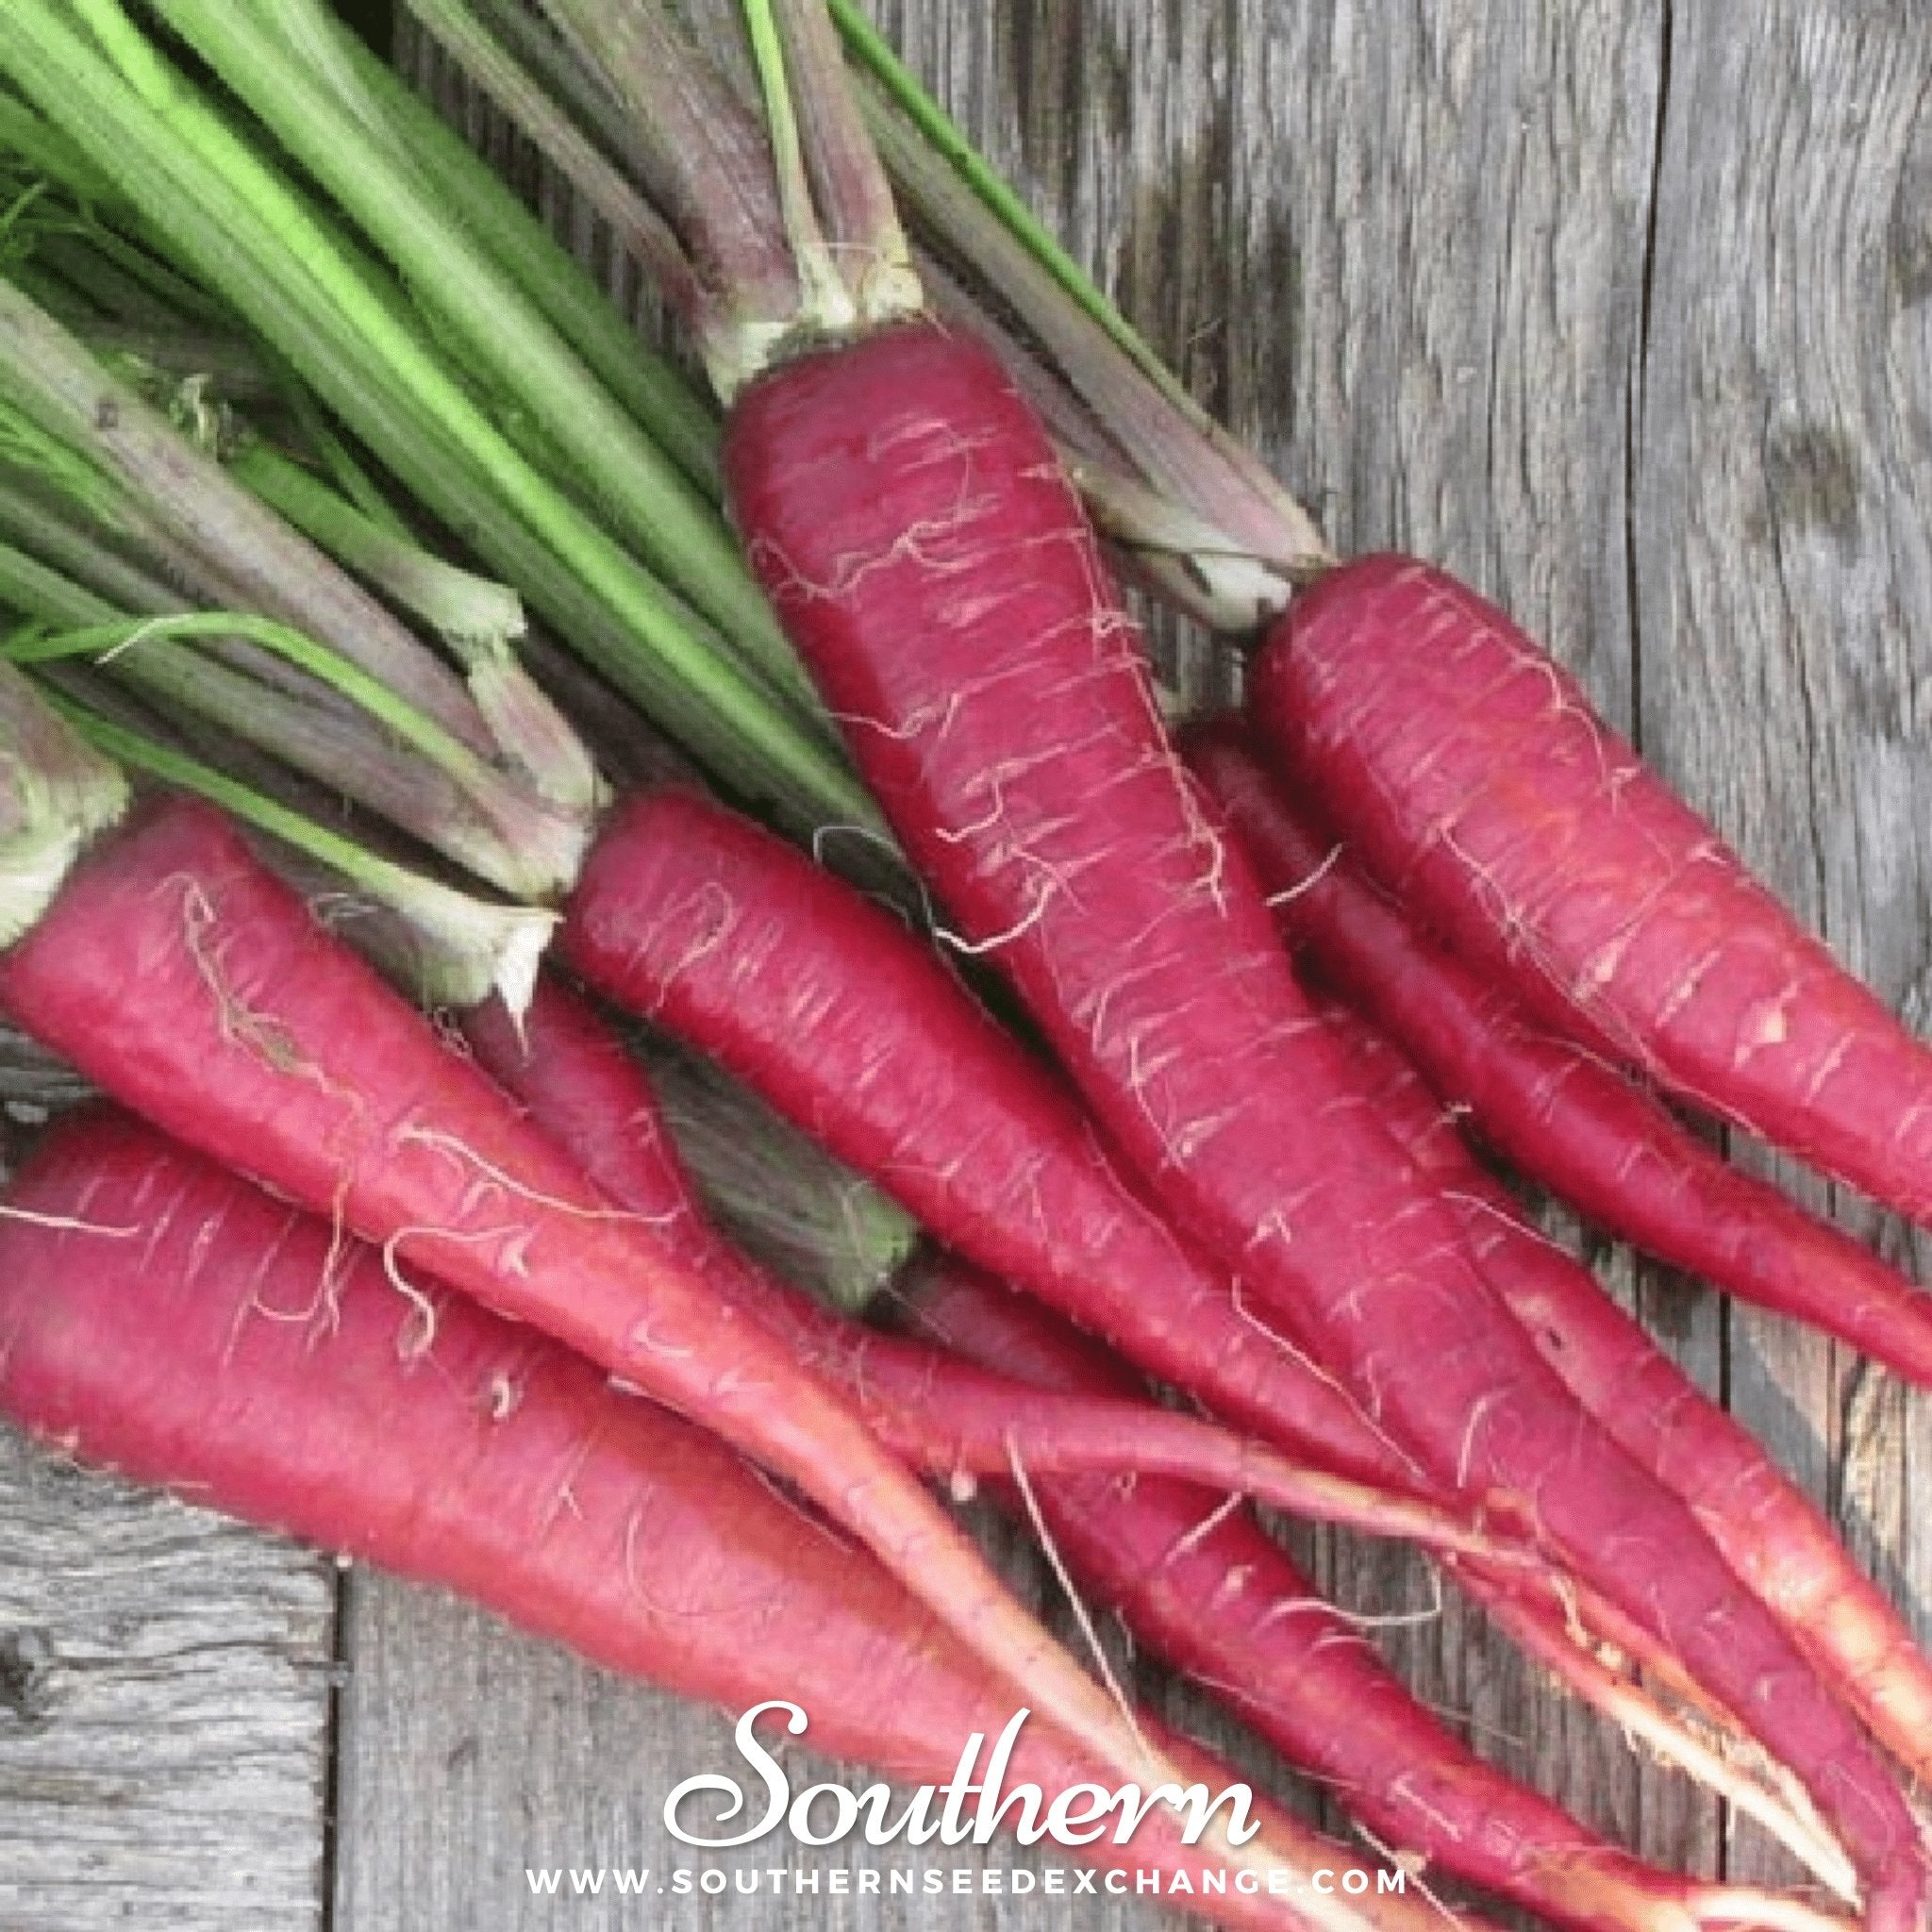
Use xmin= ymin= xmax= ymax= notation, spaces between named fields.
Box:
xmin=664 ymin=1704 xmax=1259 ymax=1852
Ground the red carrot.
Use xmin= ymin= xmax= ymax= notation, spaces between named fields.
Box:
xmin=475 ymin=959 xmax=1824 ymax=1857
xmin=1251 ymin=554 xmax=1932 ymax=1231
xmin=723 ymin=323 xmax=1927 ymax=1928
xmin=0 ymin=1105 xmax=1400 ymax=1932
xmin=463 ymin=975 xmax=1503 ymax=1559
xmin=1182 ymin=713 xmax=1932 ymax=1388
xmin=902 ymin=1257 xmax=1855 ymax=1932
xmin=560 ymin=786 xmax=1414 ymax=1494
xmin=1310 ymin=993 xmax=1932 ymax=1795
xmin=558 ymin=775 xmax=1889 ymax=1872
xmin=0 ymin=792 xmax=1243 ymax=1832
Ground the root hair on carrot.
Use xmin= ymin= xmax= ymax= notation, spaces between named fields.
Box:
xmin=1007 ymin=1438 xmax=1149 ymax=1766
xmin=0 ymin=1204 xmax=138 ymax=1237
xmin=175 ymin=875 xmax=324 ymax=1082
xmin=1348 ymin=1824 xmax=1457 ymax=1928
xmin=1264 ymin=843 xmax=1345 ymax=910
xmin=391 ymin=1123 xmax=671 ymax=1227
xmin=378 ymin=1239 xmax=444 ymax=1361
xmin=1296 ymin=1572 xmax=1447 ymax=1636
xmin=933 ymin=884 xmax=1053 ymax=959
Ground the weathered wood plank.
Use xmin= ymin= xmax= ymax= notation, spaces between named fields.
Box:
xmin=1633 ymin=0 xmax=1932 ymax=1883
xmin=0 ymin=1434 xmax=335 ymax=1929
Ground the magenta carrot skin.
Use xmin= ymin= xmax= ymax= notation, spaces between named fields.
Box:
xmin=561 ymin=787 xmax=1415 ymax=1494
xmin=903 ymin=1261 xmax=1846 ymax=1932
xmin=0 ymin=796 xmax=1213 ymax=1821
xmin=723 ymin=322 xmax=1928 ymax=1930
xmin=464 ymin=977 xmax=1497 ymax=1557
xmin=1252 ymin=553 xmax=1932 ymax=1226
xmin=0 ymin=1110 xmax=1373 ymax=1932
xmin=553 ymin=797 xmax=1687 ymax=1723
xmin=1320 ymin=998 xmax=1932 ymax=1790
xmin=1230 ymin=559 xmax=1932 ymax=1756
xmin=1182 ymin=715 xmax=1932 ymax=1389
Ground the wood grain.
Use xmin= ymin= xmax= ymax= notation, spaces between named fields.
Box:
xmin=1632 ymin=0 xmax=1932 ymax=1884
xmin=0 ymin=1433 xmax=335 ymax=1930
xmin=332 ymin=1509 xmax=1309 ymax=1932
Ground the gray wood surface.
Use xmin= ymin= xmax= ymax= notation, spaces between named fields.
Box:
xmin=1634 ymin=1 xmax=1932 ymax=1883
xmin=3 ymin=3 xmax=1930 ymax=1928
xmin=0 ymin=1440 xmax=335 ymax=1932
xmin=0 ymin=1104 xmax=338 ymax=1932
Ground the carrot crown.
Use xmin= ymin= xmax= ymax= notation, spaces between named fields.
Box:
xmin=413 ymin=0 xmax=924 ymax=397
xmin=404 ymin=0 xmax=1330 ymax=630
xmin=0 ymin=662 xmax=126 ymax=951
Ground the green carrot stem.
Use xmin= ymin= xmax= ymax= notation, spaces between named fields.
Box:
xmin=0 ymin=426 xmax=290 ymax=666
xmin=228 ymin=440 xmax=603 ymax=817
xmin=830 ymin=9 xmax=1328 ymax=584
xmin=463 ymin=0 xmax=647 ymax=172
xmin=154 ymin=0 xmax=807 ymax=704
xmin=25 ymin=230 xmax=180 ymax=328
xmin=2 ymin=4 xmax=869 ymax=831
xmin=534 ymin=0 xmax=805 ymax=391
xmin=33 ymin=625 xmax=561 ymax=906
xmin=0 ymin=471 xmax=183 ymax=616
xmin=0 ymin=273 xmax=491 ymax=751
xmin=1070 ymin=455 xmax=1315 ymax=635
xmin=232 ymin=441 xmax=525 ymax=658
xmin=268 ymin=375 xmax=413 ymax=540
xmin=764 ymin=0 xmax=919 ymax=328
xmin=513 ymin=625 xmax=698 ymax=799
xmin=738 ymin=0 xmax=857 ymax=338
xmin=0 ymin=524 xmax=589 ymax=904
xmin=43 ymin=213 xmax=226 ymax=329
xmin=0 ymin=89 xmax=125 ymax=208
xmin=392 ymin=0 xmax=710 ymax=419
xmin=824 ymin=0 xmax=1171 ymax=395
xmin=8 ymin=611 xmax=498 ymax=792
xmin=0 ymin=532 xmax=125 ymax=628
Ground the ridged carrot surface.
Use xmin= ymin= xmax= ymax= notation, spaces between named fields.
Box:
xmin=1253 ymin=554 xmax=1932 ymax=1232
